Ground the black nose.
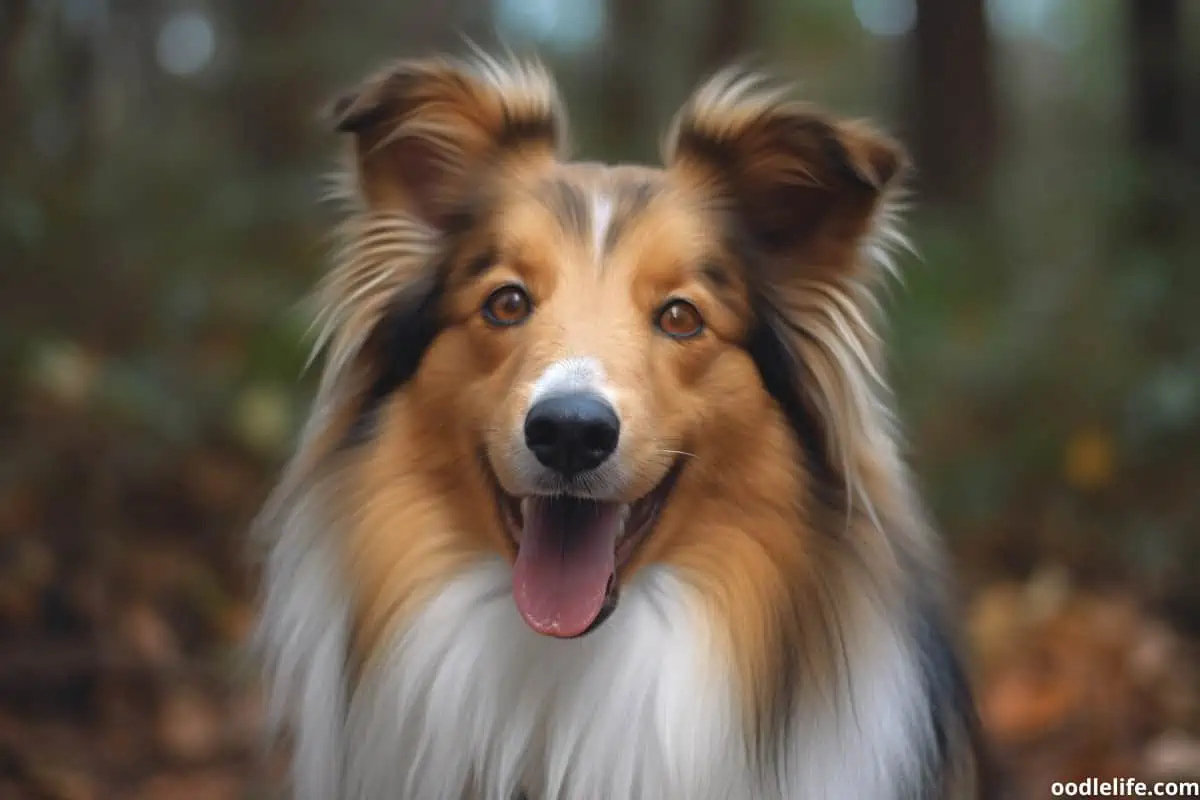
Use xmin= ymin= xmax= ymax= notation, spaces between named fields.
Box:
xmin=524 ymin=393 xmax=621 ymax=476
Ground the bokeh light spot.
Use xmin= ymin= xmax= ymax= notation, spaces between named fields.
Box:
xmin=156 ymin=9 xmax=216 ymax=77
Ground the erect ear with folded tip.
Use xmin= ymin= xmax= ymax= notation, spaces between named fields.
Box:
xmin=331 ymin=56 xmax=568 ymax=232
xmin=663 ymin=70 xmax=908 ymax=275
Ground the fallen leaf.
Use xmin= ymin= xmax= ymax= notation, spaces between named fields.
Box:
xmin=1144 ymin=732 xmax=1200 ymax=780
xmin=157 ymin=687 xmax=220 ymax=762
xmin=121 ymin=603 xmax=181 ymax=666
xmin=1063 ymin=429 xmax=1116 ymax=490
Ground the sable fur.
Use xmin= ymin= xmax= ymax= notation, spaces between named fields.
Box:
xmin=254 ymin=52 xmax=986 ymax=799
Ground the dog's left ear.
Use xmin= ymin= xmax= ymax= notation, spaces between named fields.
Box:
xmin=663 ymin=70 xmax=907 ymax=274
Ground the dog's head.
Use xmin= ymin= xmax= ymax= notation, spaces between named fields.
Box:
xmin=308 ymin=55 xmax=907 ymax=641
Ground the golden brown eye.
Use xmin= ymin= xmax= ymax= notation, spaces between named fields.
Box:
xmin=482 ymin=285 xmax=532 ymax=326
xmin=656 ymin=299 xmax=704 ymax=338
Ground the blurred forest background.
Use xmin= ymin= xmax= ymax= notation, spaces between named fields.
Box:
xmin=2 ymin=0 xmax=1199 ymax=797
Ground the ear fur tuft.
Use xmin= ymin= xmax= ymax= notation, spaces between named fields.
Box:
xmin=332 ymin=55 xmax=567 ymax=228
xmin=664 ymin=67 xmax=908 ymax=261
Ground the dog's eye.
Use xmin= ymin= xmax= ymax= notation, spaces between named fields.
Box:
xmin=656 ymin=299 xmax=704 ymax=339
xmin=482 ymin=285 xmax=533 ymax=326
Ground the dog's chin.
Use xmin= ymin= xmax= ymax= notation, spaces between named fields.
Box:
xmin=485 ymin=459 xmax=683 ymax=640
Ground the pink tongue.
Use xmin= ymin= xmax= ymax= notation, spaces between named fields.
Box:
xmin=512 ymin=498 xmax=621 ymax=638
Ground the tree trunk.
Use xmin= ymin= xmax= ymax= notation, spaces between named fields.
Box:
xmin=226 ymin=0 xmax=321 ymax=167
xmin=1127 ymin=0 xmax=1186 ymax=238
xmin=910 ymin=0 xmax=998 ymax=208
xmin=697 ymin=0 xmax=756 ymax=78
xmin=1128 ymin=0 xmax=1184 ymax=156
xmin=597 ymin=0 xmax=658 ymax=163
xmin=0 ymin=0 xmax=30 ymax=138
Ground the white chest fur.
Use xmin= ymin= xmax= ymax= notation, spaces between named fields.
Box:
xmin=345 ymin=560 xmax=748 ymax=800
xmin=264 ymin=551 xmax=932 ymax=799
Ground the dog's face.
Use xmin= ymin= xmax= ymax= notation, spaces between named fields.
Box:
xmin=320 ymin=57 xmax=905 ymax=640
xmin=414 ymin=164 xmax=729 ymax=498
xmin=416 ymin=165 xmax=766 ymax=637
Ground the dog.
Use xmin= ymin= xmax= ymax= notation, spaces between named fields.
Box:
xmin=254 ymin=52 xmax=986 ymax=799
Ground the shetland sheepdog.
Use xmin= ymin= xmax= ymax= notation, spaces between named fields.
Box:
xmin=254 ymin=52 xmax=986 ymax=799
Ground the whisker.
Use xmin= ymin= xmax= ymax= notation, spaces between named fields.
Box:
xmin=657 ymin=449 xmax=697 ymax=460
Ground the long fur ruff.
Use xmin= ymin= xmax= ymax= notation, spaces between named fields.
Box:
xmin=253 ymin=53 xmax=985 ymax=800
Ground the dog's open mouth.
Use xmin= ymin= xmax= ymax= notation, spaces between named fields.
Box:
xmin=491 ymin=461 xmax=682 ymax=640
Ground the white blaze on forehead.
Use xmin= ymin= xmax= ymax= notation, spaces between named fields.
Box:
xmin=529 ymin=357 xmax=607 ymax=406
xmin=591 ymin=190 xmax=614 ymax=259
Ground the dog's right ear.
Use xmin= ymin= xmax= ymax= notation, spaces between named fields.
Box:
xmin=331 ymin=56 xmax=567 ymax=230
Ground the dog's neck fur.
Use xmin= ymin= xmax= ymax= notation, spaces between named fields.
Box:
xmin=258 ymin=500 xmax=938 ymax=800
